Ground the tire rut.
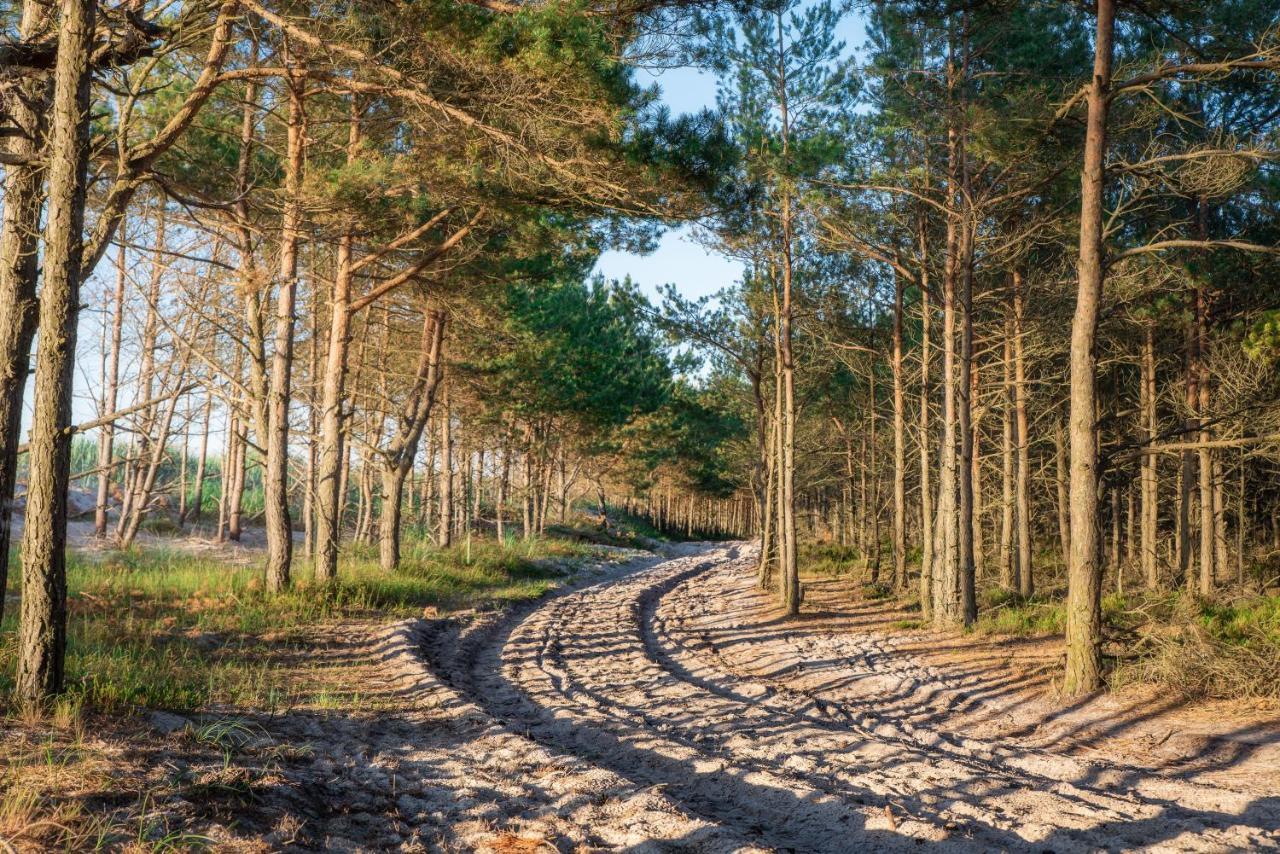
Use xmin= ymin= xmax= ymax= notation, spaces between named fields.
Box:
xmin=416 ymin=544 xmax=1280 ymax=853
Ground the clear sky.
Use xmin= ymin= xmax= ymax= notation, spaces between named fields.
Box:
xmin=593 ymin=8 xmax=869 ymax=306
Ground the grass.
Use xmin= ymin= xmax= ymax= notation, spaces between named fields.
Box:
xmin=0 ymin=534 xmax=596 ymax=715
xmin=801 ymin=543 xmax=862 ymax=576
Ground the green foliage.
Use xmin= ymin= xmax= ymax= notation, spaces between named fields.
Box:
xmin=477 ymin=276 xmax=671 ymax=440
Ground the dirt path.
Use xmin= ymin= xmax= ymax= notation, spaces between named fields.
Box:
xmin=416 ymin=543 xmax=1280 ymax=852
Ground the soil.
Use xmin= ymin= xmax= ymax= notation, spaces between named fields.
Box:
xmin=8 ymin=542 xmax=1280 ymax=851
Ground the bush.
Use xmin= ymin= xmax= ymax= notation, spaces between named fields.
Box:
xmin=1114 ymin=595 xmax=1280 ymax=700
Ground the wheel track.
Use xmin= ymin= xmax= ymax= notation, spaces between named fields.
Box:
xmin=417 ymin=544 xmax=1280 ymax=852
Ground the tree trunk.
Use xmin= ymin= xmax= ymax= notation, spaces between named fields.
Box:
xmin=934 ymin=96 xmax=962 ymax=625
xmin=95 ymin=243 xmax=127 ymax=536
xmin=438 ymin=378 xmax=453 ymax=548
xmin=185 ymin=394 xmax=212 ymax=525
xmin=892 ymin=272 xmax=907 ymax=590
xmin=1195 ymin=285 xmax=1214 ymax=596
xmin=1141 ymin=325 xmax=1158 ymax=589
xmin=0 ymin=0 xmax=52 ymax=622
xmin=314 ymin=172 xmax=356 ymax=581
xmin=228 ymin=419 xmax=247 ymax=541
xmin=918 ymin=256 xmax=934 ymax=620
xmin=1000 ymin=316 xmax=1015 ymax=591
xmin=16 ymin=0 xmax=96 ymax=705
xmin=1063 ymin=0 xmax=1114 ymax=696
xmin=263 ymin=72 xmax=305 ymax=593
xmin=1012 ymin=270 xmax=1033 ymax=598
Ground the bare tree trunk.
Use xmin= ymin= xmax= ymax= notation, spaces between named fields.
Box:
xmin=933 ymin=87 xmax=963 ymax=625
xmin=0 ymin=0 xmax=52 ymax=621
xmin=1054 ymin=414 xmax=1070 ymax=570
xmin=438 ymin=378 xmax=453 ymax=548
xmin=1000 ymin=316 xmax=1015 ymax=591
xmin=1195 ymin=285 xmax=1214 ymax=597
xmin=1012 ymin=270 xmax=1033 ymax=598
xmin=263 ymin=72 xmax=305 ymax=593
xmin=892 ymin=272 xmax=907 ymax=590
xmin=228 ymin=418 xmax=246 ymax=542
xmin=117 ymin=208 xmax=165 ymax=541
xmin=96 ymin=243 xmax=127 ymax=536
xmin=379 ymin=310 xmax=444 ymax=571
xmin=1179 ymin=319 xmax=1197 ymax=588
xmin=120 ymin=384 xmax=186 ymax=547
xmin=955 ymin=95 xmax=977 ymax=625
xmin=1141 ymin=325 xmax=1158 ymax=589
xmin=16 ymin=0 xmax=96 ymax=704
xmin=496 ymin=445 xmax=509 ymax=541
xmin=1063 ymin=0 xmax=1115 ymax=696
xmin=185 ymin=394 xmax=212 ymax=525
xmin=1213 ymin=455 xmax=1227 ymax=588
xmin=315 ymin=105 xmax=360 ymax=581
xmin=918 ymin=259 xmax=934 ymax=620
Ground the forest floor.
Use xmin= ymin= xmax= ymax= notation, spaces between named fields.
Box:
xmin=5 ymin=540 xmax=1280 ymax=851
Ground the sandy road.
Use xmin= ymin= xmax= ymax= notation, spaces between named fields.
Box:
xmin=419 ymin=543 xmax=1280 ymax=852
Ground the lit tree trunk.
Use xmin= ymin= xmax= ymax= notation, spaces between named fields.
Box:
xmin=1000 ymin=316 xmax=1015 ymax=591
xmin=1179 ymin=319 xmax=1197 ymax=587
xmin=185 ymin=394 xmax=212 ymax=525
xmin=1054 ymin=413 xmax=1070 ymax=569
xmin=0 ymin=0 xmax=52 ymax=621
xmin=758 ymin=409 xmax=777 ymax=587
xmin=120 ymin=382 xmax=186 ymax=547
xmin=438 ymin=378 xmax=453 ymax=548
xmin=1063 ymin=0 xmax=1115 ymax=696
xmin=228 ymin=418 xmax=246 ymax=541
xmin=314 ymin=113 xmax=358 ymax=582
xmin=117 ymin=208 xmax=165 ymax=541
xmin=918 ymin=255 xmax=934 ymax=621
xmin=955 ymin=89 xmax=977 ymax=624
xmin=1013 ymin=270 xmax=1033 ymax=598
xmin=892 ymin=271 xmax=907 ymax=590
xmin=1141 ymin=325 xmax=1158 ymax=589
xmin=868 ymin=376 xmax=882 ymax=584
xmin=776 ymin=10 xmax=800 ymax=616
xmin=379 ymin=311 xmax=444 ymax=571
xmin=496 ymin=443 xmax=509 ymax=541
xmin=1196 ymin=284 xmax=1214 ymax=596
xmin=934 ymin=99 xmax=962 ymax=624
xmin=263 ymin=72 xmax=306 ymax=593
xmin=96 ymin=244 xmax=127 ymax=536
xmin=16 ymin=0 xmax=96 ymax=704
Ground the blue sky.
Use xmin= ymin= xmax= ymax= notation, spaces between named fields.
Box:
xmin=594 ymin=8 xmax=869 ymax=306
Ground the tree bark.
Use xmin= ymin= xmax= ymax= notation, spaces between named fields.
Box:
xmin=1195 ymin=284 xmax=1214 ymax=596
xmin=1013 ymin=270 xmax=1033 ymax=598
xmin=1000 ymin=316 xmax=1015 ymax=591
xmin=0 ymin=0 xmax=54 ymax=617
xmin=1141 ymin=324 xmax=1158 ymax=589
xmin=892 ymin=271 xmax=907 ymax=590
xmin=314 ymin=108 xmax=359 ymax=582
xmin=438 ymin=377 xmax=453 ymax=548
xmin=1063 ymin=0 xmax=1115 ymax=696
xmin=16 ymin=0 xmax=96 ymax=705
xmin=95 ymin=242 xmax=127 ymax=536
xmin=379 ymin=310 xmax=445 ymax=571
xmin=263 ymin=71 xmax=306 ymax=593
xmin=185 ymin=394 xmax=212 ymax=525
xmin=918 ymin=250 xmax=934 ymax=620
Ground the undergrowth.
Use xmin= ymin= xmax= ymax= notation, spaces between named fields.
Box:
xmin=0 ymin=535 xmax=596 ymax=715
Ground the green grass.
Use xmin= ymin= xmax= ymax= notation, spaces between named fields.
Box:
xmin=972 ymin=590 xmax=1129 ymax=637
xmin=0 ymin=535 xmax=595 ymax=714
xmin=801 ymin=543 xmax=862 ymax=576
xmin=1196 ymin=596 xmax=1280 ymax=647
